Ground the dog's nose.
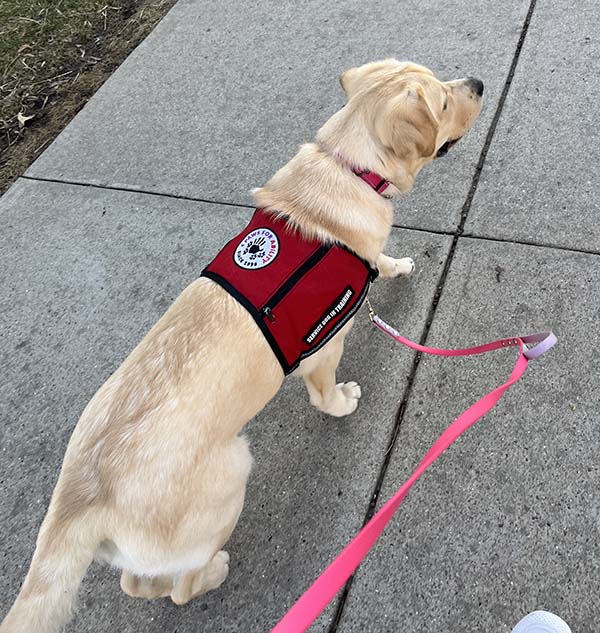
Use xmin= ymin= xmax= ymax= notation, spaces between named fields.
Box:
xmin=466 ymin=77 xmax=484 ymax=97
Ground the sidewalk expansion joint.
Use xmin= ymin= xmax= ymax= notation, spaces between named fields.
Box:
xmin=391 ymin=223 xmax=454 ymax=237
xmin=329 ymin=0 xmax=539 ymax=629
xmin=392 ymin=224 xmax=600 ymax=258
xmin=460 ymin=232 xmax=600 ymax=257
xmin=14 ymin=178 xmax=595 ymax=258
xmin=19 ymin=175 xmax=255 ymax=211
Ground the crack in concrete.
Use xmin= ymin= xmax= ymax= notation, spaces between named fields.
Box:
xmin=328 ymin=0 xmax=540 ymax=629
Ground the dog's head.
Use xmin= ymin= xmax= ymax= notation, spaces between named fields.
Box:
xmin=321 ymin=59 xmax=483 ymax=191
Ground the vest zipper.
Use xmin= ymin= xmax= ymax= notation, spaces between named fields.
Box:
xmin=263 ymin=307 xmax=276 ymax=322
xmin=261 ymin=244 xmax=331 ymax=322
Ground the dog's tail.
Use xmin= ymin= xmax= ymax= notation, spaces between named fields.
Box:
xmin=0 ymin=511 xmax=100 ymax=633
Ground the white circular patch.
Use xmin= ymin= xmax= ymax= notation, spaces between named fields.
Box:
xmin=234 ymin=228 xmax=279 ymax=269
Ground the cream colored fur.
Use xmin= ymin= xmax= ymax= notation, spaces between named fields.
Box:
xmin=0 ymin=59 xmax=482 ymax=633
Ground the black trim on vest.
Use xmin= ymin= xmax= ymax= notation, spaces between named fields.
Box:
xmin=339 ymin=243 xmax=379 ymax=281
xmin=201 ymin=269 xmax=293 ymax=373
xmin=202 ymin=241 xmax=377 ymax=375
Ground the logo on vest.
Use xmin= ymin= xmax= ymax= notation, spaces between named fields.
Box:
xmin=234 ymin=228 xmax=279 ymax=269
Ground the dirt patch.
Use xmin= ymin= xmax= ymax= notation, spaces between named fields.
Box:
xmin=0 ymin=0 xmax=177 ymax=195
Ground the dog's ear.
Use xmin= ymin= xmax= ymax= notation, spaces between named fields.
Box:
xmin=375 ymin=83 xmax=439 ymax=159
xmin=339 ymin=67 xmax=360 ymax=97
xmin=341 ymin=59 xmax=419 ymax=98
xmin=396 ymin=61 xmax=435 ymax=77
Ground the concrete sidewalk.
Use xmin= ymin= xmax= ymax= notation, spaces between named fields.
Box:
xmin=1 ymin=1 xmax=599 ymax=632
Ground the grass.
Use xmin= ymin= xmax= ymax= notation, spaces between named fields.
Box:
xmin=0 ymin=0 xmax=176 ymax=194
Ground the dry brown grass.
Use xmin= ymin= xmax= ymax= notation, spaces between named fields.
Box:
xmin=0 ymin=0 xmax=177 ymax=194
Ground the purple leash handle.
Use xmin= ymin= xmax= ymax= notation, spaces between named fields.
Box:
xmin=521 ymin=331 xmax=558 ymax=359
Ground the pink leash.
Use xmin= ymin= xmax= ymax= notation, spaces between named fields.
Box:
xmin=271 ymin=306 xmax=557 ymax=632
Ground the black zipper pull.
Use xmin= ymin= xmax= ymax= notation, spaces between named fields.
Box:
xmin=263 ymin=307 xmax=276 ymax=322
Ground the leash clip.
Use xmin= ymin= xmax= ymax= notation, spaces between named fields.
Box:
xmin=365 ymin=297 xmax=375 ymax=322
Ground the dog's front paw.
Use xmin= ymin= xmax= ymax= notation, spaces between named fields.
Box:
xmin=377 ymin=254 xmax=415 ymax=278
xmin=395 ymin=257 xmax=415 ymax=276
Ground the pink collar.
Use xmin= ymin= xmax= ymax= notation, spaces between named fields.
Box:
xmin=351 ymin=167 xmax=392 ymax=196
xmin=330 ymin=150 xmax=393 ymax=197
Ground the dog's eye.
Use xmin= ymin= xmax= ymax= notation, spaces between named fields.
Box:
xmin=442 ymin=99 xmax=448 ymax=111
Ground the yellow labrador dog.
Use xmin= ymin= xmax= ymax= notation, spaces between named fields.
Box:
xmin=1 ymin=59 xmax=482 ymax=632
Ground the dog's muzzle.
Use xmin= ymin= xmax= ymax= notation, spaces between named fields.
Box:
xmin=436 ymin=137 xmax=461 ymax=158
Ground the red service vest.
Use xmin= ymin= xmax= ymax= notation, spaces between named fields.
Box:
xmin=202 ymin=209 xmax=378 ymax=374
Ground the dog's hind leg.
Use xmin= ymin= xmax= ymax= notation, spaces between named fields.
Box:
xmin=110 ymin=436 xmax=251 ymax=606
xmin=298 ymin=321 xmax=360 ymax=417
xmin=170 ymin=550 xmax=230 ymax=605
xmin=120 ymin=571 xmax=173 ymax=600
xmin=119 ymin=551 xmax=230 ymax=605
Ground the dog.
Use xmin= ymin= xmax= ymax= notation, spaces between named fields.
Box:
xmin=0 ymin=59 xmax=483 ymax=632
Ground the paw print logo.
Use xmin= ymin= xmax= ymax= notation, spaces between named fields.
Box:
xmin=242 ymin=236 xmax=267 ymax=261
xmin=234 ymin=228 xmax=279 ymax=269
